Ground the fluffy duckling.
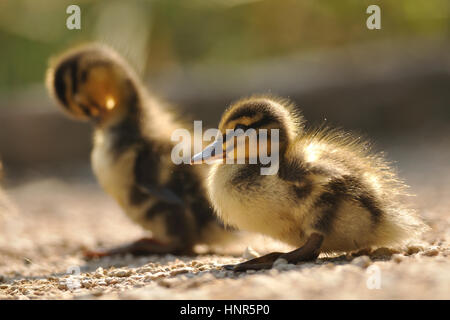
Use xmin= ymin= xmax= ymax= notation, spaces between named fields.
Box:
xmin=193 ymin=96 xmax=428 ymax=271
xmin=46 ymin=44 xmax=229 ymax=257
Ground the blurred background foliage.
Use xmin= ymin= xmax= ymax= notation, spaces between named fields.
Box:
xmin=0 ymin=0 xmax=448 ymax=173
xmin=0 ymin=0 xmax=448 ymax=93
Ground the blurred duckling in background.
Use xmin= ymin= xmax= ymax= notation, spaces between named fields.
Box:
xmin=193 ymin=96 xmax=428 ymax=271
xmin=46 ymin=44 xmax=229 ymax=257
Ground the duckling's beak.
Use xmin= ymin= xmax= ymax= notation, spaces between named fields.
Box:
xmin=191 ymin=139 xmax=224 ymax=164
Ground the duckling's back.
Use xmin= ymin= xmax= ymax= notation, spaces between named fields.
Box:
xmin=294 ymin=128 xmax=428 ymax=252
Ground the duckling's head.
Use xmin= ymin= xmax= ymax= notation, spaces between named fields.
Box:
xmin=193 ymin=96 xmax=304 ymax=164
xmin=46 ymin=44 xmax=138 ymax=126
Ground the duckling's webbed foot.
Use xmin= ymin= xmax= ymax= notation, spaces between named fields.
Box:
xmin=224 ymin=233 xmax=324 ymax=272
xmin=223 ymin=252 xmax=284 ymax=271
xmin=83 ymin=237 xmax=193 ymax=260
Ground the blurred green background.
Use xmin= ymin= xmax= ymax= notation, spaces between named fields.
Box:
xmin=0 ymin=0 xmax=448 ymax=90
xmin=0 ymin=0 xmax=449 ymax=177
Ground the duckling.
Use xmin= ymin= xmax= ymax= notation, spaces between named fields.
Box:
xmin=46 ymin=44 xmax=229 ymax=257
xmin=192 ymin=95 xmax=428 ymax=271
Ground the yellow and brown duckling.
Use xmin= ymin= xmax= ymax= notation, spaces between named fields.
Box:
xmin=46 ymin=44 xmax=229 ymax=257
xmin=193 ymin=95 xmax=428 ymax=271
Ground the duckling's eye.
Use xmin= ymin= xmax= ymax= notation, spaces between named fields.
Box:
xmin=234 ymin=124 xmax=248 ymax=131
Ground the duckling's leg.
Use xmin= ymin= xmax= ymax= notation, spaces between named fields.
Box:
xmin=224 ymin=233 xmax=324 ymax=271
xmin=84 ymin=238 xmax=193 ymax=259
xmin=278 ymin=233 xmax=323 ymax=264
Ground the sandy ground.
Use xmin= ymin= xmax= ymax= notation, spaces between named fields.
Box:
xmin=0 ymin=140 xmax=449 ymax=300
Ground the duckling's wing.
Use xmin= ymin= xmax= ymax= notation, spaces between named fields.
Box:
xmin=136 ymin=184 xmax=183 ymax=206
xmin=278 ymin=155 xmax=308 ymax=183
xmin=133 ymin=144 xmax=184 ymax=206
